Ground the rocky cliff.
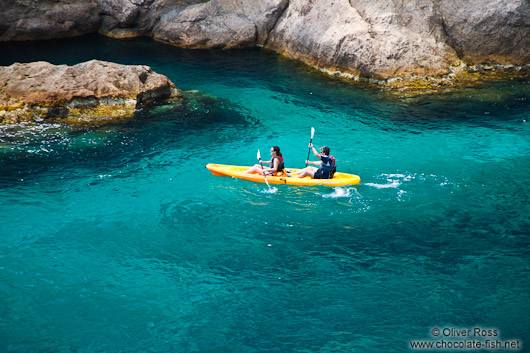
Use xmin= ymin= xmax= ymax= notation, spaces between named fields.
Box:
xmin=0 ymin=60 xmax=180 ymax=124
xmin=1 ymin=0 xmax=529 ymax=83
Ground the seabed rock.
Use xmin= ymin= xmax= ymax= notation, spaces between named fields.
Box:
xmin=0 ymin=60 xmax=181 ymax=124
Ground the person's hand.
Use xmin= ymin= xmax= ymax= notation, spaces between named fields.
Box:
xmin=305 ymin=160 xmax=309 ymax=164
xmin=308 ymin=143 xmax=313 ymax=148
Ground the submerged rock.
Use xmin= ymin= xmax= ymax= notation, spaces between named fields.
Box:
xmin=0 ymin=60 xmax=180 ymax=124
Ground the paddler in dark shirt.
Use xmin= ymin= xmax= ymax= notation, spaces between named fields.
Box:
xmin=292 ymin=144 xmax=335 ymax=179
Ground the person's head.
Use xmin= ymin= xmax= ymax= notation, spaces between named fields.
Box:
xmin=319 ymin=146 xmax=330 ymax=156
xmin=271 ymin=146 xmax=282 ymax=157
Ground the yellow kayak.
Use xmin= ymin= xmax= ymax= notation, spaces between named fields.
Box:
xmin=206 ymin=163 xmax=360 ymax=187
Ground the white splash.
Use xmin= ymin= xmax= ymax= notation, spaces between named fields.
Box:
xmin=364 ymin=181 xmax=401 ymax=189
xmin=261 ymin=187 xmax=278 ymax=194
xmin=364 ymin=172 xmax=416 ymax=189
xmin=323 ymin=187 xmax=357 ymax=198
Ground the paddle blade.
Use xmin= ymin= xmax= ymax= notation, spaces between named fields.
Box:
xmin=311 ymin=127 xmax=315 ymax=139
xmin=257 ymin=149 xmax=261 ymax=160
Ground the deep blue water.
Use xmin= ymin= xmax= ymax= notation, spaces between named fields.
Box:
xmin=1 ymin=35 xmax=530 ymax=352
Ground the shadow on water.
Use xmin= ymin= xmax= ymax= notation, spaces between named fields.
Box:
xmin=388 ymin=79 xmax=530 ymax=122
xmin=2 ymin=34 xmax=528 ymax=123
xmin=0 ymin=92 xmax=258 ymax=186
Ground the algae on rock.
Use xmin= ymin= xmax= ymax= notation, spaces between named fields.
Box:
xmin=0 ymin=60 xmax=181 ymax=124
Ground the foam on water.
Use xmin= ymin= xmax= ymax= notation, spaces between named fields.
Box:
xmin=322 ymin=186 xmax=359 ymax=198
xmin=260 ymin=186 xmax=279 ymax=194
xmin=364 ymin=181 xmax=402 ymax=189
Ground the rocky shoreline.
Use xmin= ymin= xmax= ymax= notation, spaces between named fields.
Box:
xmin=0 ymin=60 xmax=180 ymax=124
xmin=0 ymin=0 xmax=528 ymax=86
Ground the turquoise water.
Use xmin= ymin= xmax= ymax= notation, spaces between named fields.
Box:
xmin=1 ymin=35 xmax=530 ymax=352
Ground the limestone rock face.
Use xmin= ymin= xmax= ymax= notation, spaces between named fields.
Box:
xmin=0 ymin=0 xmax=528 ymax=82
xmin=98 ymin=0 xmax=159 ymax=38
xmin=436 ymin=0 xmax=530 ymax=65
xmin=0 ymin=0 xmax=101 ymax=41
xmin=266 ymin=0 xmax=530 ymax=79
xmin=0 ymin=60 xmax=180 ymax=124
xmin=266 ymin=0 xmax=461 ymax=79
xmin=152 ymin=0 xmax=288 ymax=48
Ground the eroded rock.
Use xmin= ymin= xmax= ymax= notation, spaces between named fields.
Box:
xmin=0 ymin=60 xmax=180 ymax=124
xmin=266 ymin=0 xmax=530 ymax=80
xmin=152 ymin=0 xmax=288 ymax=48
xmin=0 ymin=0 xmax=101 ymax=41
xmin=0 ymin=0 xmax=528 ymax=84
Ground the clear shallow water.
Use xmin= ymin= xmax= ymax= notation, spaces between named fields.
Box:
xmin=1 ymin=36 xmax=530 ymax=352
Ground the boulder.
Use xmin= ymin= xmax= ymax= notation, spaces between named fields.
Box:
xmin=0 ymin=60 xmax=180 ymax=124
xmin=152 ymin=0 xmax=288 ymax=48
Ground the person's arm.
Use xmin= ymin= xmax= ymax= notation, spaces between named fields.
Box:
xmin=305 ymin=160 xmax=322 ymax=166
xmin=310 ymin=143 xmax=321 ymax=159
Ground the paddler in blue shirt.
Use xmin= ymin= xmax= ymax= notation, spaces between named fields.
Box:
xmin=292 ymin=143 xmax=336 ymax=179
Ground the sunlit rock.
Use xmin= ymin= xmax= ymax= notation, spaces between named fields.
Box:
xmin=0 ymin=60 xmax=180 ymax=124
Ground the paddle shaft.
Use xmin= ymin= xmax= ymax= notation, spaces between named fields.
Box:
xmin=305 ymin=138 xmax=313 ymax=167
xmin=258 ymin=157 xmax=271 ymax=188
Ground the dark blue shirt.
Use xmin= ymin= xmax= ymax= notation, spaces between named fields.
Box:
xmin=320 ymin=156 xmax=334 ymax=172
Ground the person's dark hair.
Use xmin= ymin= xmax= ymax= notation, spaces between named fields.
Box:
xmin=272 ymin=146 xmax=282 ymax=157
xmin=320 ymin=146 xmax=330 ymax=155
